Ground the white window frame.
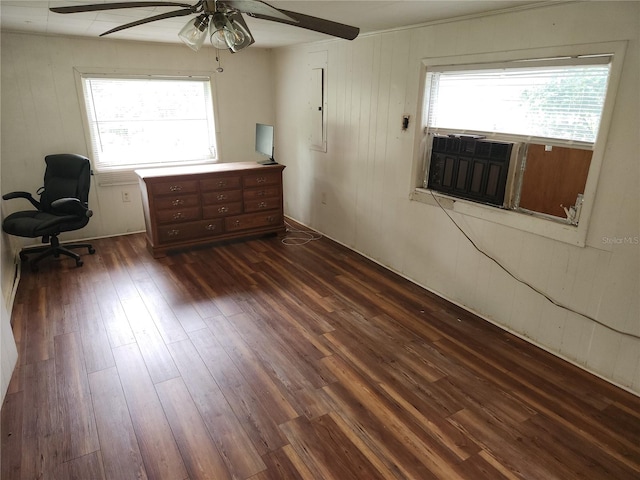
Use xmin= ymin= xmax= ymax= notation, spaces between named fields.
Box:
xmin=75 ymin=68 xmax=220 ymax=186
xmin=410 ymin=41 xmax=627 ymax=247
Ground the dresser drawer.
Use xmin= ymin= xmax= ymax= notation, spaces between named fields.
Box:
xmin=156 ymin=206 xmax=200 ymax=225
xmin=225 ymin=212 xmax=282 ymax=232
xmin=243 ymin=172 xmax=280 ymax=188
xmin=151 ymin=179 xmax=198 ymax=196
xmin=157 ymin=218 xmax=224 ymax=244
xmin=202 ymin=189 xmax=242 ymax=205
xmin=244 ymin=197 xmax=280 ymax=213
xmin=200 ymin=176 xmax=241 ymax=191
xmin=202 ymin=202 xmax=243 ymax=219
xmin=243 ymin=186 xmax=280 ymax=201
xmin=154 ymin=194 xmax=199 ymax=210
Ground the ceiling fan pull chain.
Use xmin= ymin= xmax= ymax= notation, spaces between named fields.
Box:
xmin=216 ymin=50 xmax=224 ymax=73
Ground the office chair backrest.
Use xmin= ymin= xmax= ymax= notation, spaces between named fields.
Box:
xmin=39 ymin=154 xmax=91 ymax=213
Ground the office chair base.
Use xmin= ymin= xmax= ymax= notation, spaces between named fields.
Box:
xmin=20 ymin=237 xmax=95 ymax=272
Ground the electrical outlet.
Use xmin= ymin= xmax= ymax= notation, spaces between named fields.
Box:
xmin=122 ymin=191 xmax=131 ymax=203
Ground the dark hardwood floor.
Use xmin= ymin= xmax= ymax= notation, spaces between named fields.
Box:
xmin=2 ymin=224 xmax=640 ymax=479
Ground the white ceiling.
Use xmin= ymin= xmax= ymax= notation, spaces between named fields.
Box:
xmin=1 ymin=1 xmax=545 ymax=49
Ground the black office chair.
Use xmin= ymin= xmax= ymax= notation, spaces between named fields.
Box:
xmin=2 ymin=154 xmax=96 ymax=272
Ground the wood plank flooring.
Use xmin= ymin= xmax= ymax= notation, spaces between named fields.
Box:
xmin=2 ymin=225 xmax=640 ymax=479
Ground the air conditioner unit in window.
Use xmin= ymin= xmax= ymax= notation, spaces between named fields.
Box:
xmin=427 ymin=134 xmax=522 ymax=209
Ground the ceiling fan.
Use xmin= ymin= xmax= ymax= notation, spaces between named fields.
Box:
xmin=50 ymin=0 xmax=360 ymax=53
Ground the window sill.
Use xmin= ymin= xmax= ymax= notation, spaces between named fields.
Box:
xmin=411 ymin=188 xmax=587 ymax=247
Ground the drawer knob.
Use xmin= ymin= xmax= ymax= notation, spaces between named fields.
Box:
xmin=234 ymin=220 xmax=241 ymax=227
xmin=267 ymin=216 xmax=275 ymax=223
xmin=218 ymin=206 xmax=228 ymax=213
xmin=256 ymin=177 xmax=266 ymax=184
xmin=172 ymin=199 xmax=184 ymax=206
xmin=173 ymin=212 xmax=184 ymax=220
xmin=217 ymin=194 xmax=227 ymax=201
xmin=167 ymin=229 xmax=180 ymax=237
xmin=205 ymin=224 xmax=217 ymax=231
xmin=258 ymin=201 xmax=267 ymax=209
xmin=169 ymin=185 xmax=182 ymax=192
xmin=257 ymin=190 xmax=266 ymax=196
xmin=218 ymin=180 xmax=227 ymax=187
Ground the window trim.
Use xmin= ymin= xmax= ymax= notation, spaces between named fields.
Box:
xmin=74 ymin=68 xmax=221 ymax=186
xmin=410 ymin=41 xmax=627 ymax=247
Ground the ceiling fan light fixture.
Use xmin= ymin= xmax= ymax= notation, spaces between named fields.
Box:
xmin=209 ymin=13 xmax=230 ymax=50
xmin=226 ymin=18 xmax=252 ymax=52
xmin=224 ymin=25 xmax=245 ymax=47
xmin=209 ymin=12 xmax=253 ymax=53
xmin=178 ymin=14 xmax=209 ymax=51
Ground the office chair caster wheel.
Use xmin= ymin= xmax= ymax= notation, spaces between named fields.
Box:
xmin=76 ymin=259 xmax=84 ymax=268
xmin=88 ymin=247 xmax=96 ymax=254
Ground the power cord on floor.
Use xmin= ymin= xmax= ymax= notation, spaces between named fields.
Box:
xmin=430 ymin=191 xmax=640 ymax=341
xmin=282 ymin=220 xmax=323 ymax=246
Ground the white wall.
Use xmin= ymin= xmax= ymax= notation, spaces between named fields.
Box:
xmin=0 ymin=32 xmax=276 ymax=397
xmin=274 ymin=2 xmax=640 ymax=394
xmin=0 ymin=32 xmax=276 ymax=245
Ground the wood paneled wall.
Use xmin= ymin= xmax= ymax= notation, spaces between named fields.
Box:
xmin=274 ymin=2 xmax=640 ymax=394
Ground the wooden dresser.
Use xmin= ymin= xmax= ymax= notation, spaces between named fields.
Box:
xmin=136 ymin=162 xmax=285 ymax=258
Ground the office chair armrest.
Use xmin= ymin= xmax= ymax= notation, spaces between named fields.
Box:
xmin=51 ymin=198 xmax=93 ymax=217
xmin=2 ymin=191 xmax=41 ymax=209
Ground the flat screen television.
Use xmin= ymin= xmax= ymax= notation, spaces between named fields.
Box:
xmin=255 ymin=123 xmax=277 ymax=165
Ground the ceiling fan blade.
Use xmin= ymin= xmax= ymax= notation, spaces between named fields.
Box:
xmin=220 ymin=0 xmax=295 ymax=22
xmin=251 ymin=9 xmax=359 ymax=41
xmin=99 ymin=8 xmax=194 ymax=36
xmin=50 ymin=2 xmax=195 ymax=14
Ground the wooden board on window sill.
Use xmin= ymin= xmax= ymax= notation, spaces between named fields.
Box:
xmin=519 ymin=145 xmax=592 ymax=218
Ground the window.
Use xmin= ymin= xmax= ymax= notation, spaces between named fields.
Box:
xmin=423 ymin=58 xmax=611 ymax=216
xmin=425 ymin=61 xmax=610 ymax=145
xmin=78 ymin=73 xmax=218 ymax=184
xmin=412 ymin=42 xmax=626 ymax=245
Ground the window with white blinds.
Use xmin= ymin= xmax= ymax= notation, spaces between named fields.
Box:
xmin=81 ymin=75 xmax=217 ymax=176
xmin=412 ymin=43 xmax=625 ymax=245
xmin=424 ymin=57 xmax=611 ymax=146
